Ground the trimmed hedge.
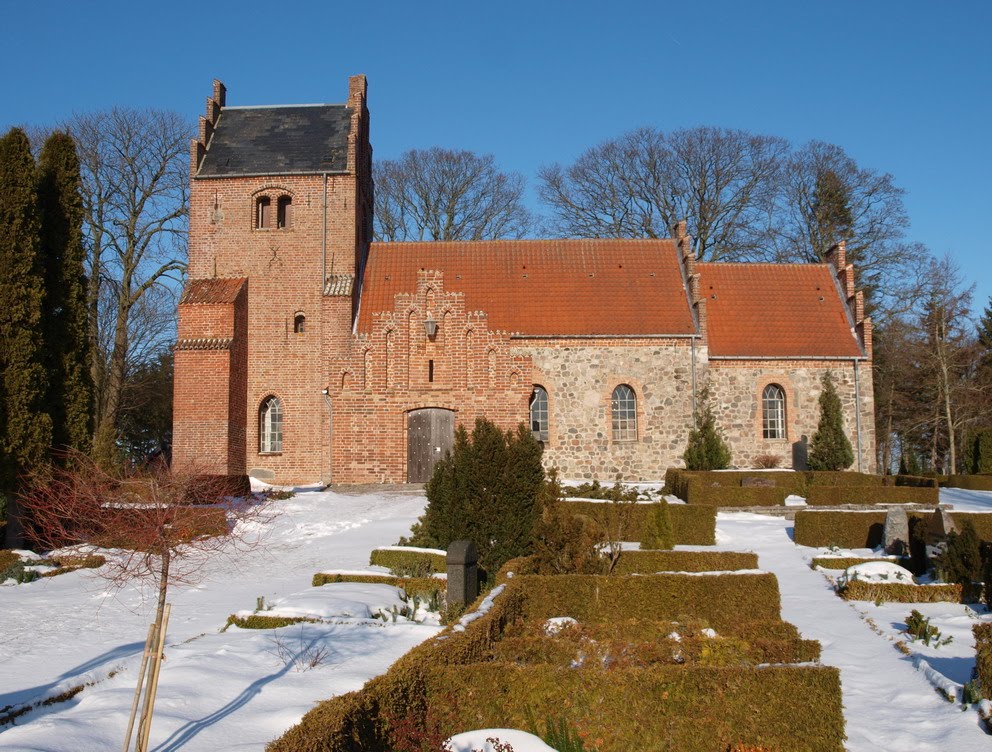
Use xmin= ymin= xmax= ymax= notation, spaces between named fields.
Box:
xmin=269 ymin=664 xmax=844 ymax=752
xmin=667 ymin=469 xmax=937 ymax=501
xmin=511 ymin=573 xmax=781 ymax=630
xmin=945 ymin=475 xmax=992 ymax=491
xmin=810 ymin=556 xmax=902 ymax=570
xmin=612 ymin=550 xmax=758 ymax=574
xmin=805 ymin=486 xmax=938 ymax=506
xmin=838 ymin=581 xmax=962 ymax=603
xmin=683 ymin=480 xmax=789 ymax=507
xmin=312 ymin=572 xmax=444 ymax=601
xmin=227 ymin=614 xmax=319 ymax=629
xmin=795 ymin=510 xmax=992 ymax=549
xmin=368 ymin=547 xmax=445 ymax=574
xmin=974 ymin=623 xmax=992 ymax=700
xmin=793 ymin=511 xmax=889 ymax=548
xmin=561 ymin=500 xmax=716 ymax=545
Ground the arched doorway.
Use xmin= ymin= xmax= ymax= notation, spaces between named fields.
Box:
xmin=407 ymin=408 xmax=455 ymax=483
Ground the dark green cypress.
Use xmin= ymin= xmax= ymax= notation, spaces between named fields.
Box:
xmin=0 ymin=129 xmax=51 ymax=497
xmin=37 ymin=131 xmax=92 ymax=454
xmin=683 ymin=385 xmax=732 ymax=470
xmin=807 ymin=371 xmax=854 ymax=471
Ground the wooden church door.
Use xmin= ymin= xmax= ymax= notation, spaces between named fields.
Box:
xmin=407 ymin=408 xmax=455 ymax=483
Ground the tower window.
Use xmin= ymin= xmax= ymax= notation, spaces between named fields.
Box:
xmin=294 ymin=314 xmax=306 ymax=334
xmin=259 ymin=396 xmax=283 ymax=453
xmin=257 ymin=196 xmax=271 ymax=229
xmin=277 ymin=196 xmax=293 ymax=228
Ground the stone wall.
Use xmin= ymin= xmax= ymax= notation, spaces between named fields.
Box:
xmin=513 ymin=339 xmax=702 ymax=480
xmin=706 ymin=359 xmax=876 ymax=473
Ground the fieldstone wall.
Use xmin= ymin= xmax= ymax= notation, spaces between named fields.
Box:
xmin=512 ymin=339 xmax=703 ymax=480
xmin=706 ymin=359 xmax=876 ymax=473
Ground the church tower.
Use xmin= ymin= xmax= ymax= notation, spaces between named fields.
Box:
xmin=172 ymin=76 xmax=372 ymax=485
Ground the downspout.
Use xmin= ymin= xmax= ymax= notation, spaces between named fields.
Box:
xmin=690 ymin=337 xmax=698 ymax=430
xmin=321 ymin=173 xmax=328 ymax=285
xmin=322 ymin=389 xmax=333 ymax=486
xmin=854 ymin=359 xmax=863 ymax=473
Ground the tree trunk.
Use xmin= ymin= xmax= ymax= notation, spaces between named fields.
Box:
xmin=94 ymin=298 xmax=130 ymax=465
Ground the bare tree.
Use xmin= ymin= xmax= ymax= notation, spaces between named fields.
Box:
xmin=772 ymin=140 xmax=911 ymax=309
xmin=373 ymin=147 xmax=532 ymax=241
xmin=66 ymin=109 xmax=191 ymax=465
xmin=19 ymin=452 xmax=266 ymax=750
xmin=538 ymin=126 xmax=789 ymax=261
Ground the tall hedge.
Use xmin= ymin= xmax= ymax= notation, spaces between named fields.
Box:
xmin=0 ymin=129 xmax=51 ymax=503
xmin=420 ymin=418 xmax=546 ymax=573
xmin=37 ymin=131 xmax=92 ymax=454
xmin=807 ymin=371 xmax=854 ymax=471
xmin=972 ymin=431 xmax=992 ymax=475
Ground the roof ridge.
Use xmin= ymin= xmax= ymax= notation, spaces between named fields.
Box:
xmin=223 ymin=103 xmax=347 ymax=110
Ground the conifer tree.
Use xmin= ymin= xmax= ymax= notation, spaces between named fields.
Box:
xmin=683 ymin=385 xmax=731 ymax=470
xmin=0 ymin=129 xmax=52 ymax=526
xmin=639 ymin=499 xmax=674 ymax=550
xmin=37 ymin=131 xmax=92 ymax=454
xmin=807 ymin=371 xmax=854 ymax=471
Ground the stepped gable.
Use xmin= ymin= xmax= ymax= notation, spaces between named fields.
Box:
xmin=697 ymin=262 xmax=863 ymax=358
xmin=196 ymin=104 xmax=352 ymax=177
xmin=357 ymin=239 xmax=696 ymax=337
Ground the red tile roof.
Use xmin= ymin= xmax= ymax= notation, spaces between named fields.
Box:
xmin=179 ymin=277 xmax=247 ymax=305
xmin=357 ymin=240 xmax=696 ymax=336
xmin=697 ymin=263 xmax=863 ymax=358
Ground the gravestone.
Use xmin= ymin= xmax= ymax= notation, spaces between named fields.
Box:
xmin=446 ymin=540 xmax=478 ymax=607
xmin=792 ymin=435 xmax=809 ymax=471
xmin=882 ymin=507 xmax=909 ymax=555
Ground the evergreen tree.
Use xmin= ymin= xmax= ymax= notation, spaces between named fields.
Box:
xmin=978 ymin=297 xmax=992 ymax=357
xmin=811 ymin=167 xmax=854 ymax=255
xmin=683 ymin=385 xmax=731 ymax=470
xmin=639 ymin=499 xmax=674 ymax=550
xmin=37 ymin=131 xmax=92 ymax=454
xmin=807 ymin=371 xmax=854 ymax=471
xmin=937 ymin=520 xmax=982 ymax=589
xmin=420 ymin=417 xmax=546 ymax=573
xmin=0 ymin=129 xmax=51 ymax=503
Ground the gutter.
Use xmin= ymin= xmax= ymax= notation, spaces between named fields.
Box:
xmin=322 ymin=173 xmax=328 ymax=286
xmin=509 ymin=333 xmax=702 ymax=341
xmin=322 ymin=389 xmax=333 ymax=485
xmin=708 ymin=354 xmax=868 ymax=361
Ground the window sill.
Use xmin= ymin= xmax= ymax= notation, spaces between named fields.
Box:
xmin=258 ymin=451 xmax=283 ymax=457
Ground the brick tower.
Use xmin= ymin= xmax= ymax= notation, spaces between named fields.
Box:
xmin=172 ymin=76 xmax=372 ymax=485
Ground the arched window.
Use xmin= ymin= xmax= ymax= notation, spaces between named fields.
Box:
xmin=293 ymin=313 xmax=306 ymax=334
xmin=762 ymin=384 xmax=786 ymax=439
xmin=530 ymin=386 xmax=549 ymax=442
xmin=259 ymin=396 xmax=283 ymax=453
xmin=277 ymin=195 xmax=293 ymax=228
xmin=611 ymin=384 xmax=637 ymax=441
xmin=256 ymin=196 xmax=272 ymax=229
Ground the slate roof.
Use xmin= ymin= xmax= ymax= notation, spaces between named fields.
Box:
xmin=179 ymin=277 xmax=247 ymax=305
xmin=357 ymin=240 xmax=696 ymax=336
xmin=697 ymin=263 xmax=863 ymax=358
xmin=197 ymin=105 xmax=352 ymax=177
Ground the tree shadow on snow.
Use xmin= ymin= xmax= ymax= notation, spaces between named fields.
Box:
xmin=0 ymin=639 xmax=146 ymax=713
xmin=152 ymin=658 xmax=297 ymax=752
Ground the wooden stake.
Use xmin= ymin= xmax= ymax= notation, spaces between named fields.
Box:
xmin=137 ymin=604 xmax=171 ymax=752
xmin=122 ymin=623 xmax=156 ymax=752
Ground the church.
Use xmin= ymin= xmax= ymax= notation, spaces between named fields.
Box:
xmin=172 ymin=76 xmax=876 ymax=487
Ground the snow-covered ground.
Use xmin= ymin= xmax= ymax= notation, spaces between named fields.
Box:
xmin=3 ymin=484 xmax=992 ymax=751
xmin=0 ymin=486 xmax=439 ymax=751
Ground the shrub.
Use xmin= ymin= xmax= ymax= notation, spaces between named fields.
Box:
xmin=904 ymin=609 xmax=952 ymax=647
xmin=266 ymin=489 xmax=295 ymax=501
xmin=793 ymin=511 xmax=889 ymax=548
xmin=369 ymin=547 xmax=446 ymax=575
xmin=0 ymin=559 xmax=39 ymax=584
xmin=972 ymin=430 xmax=992 ymax=475
xmin=807 ymin=372 xmax=854 ymax=471
xmin=612 ymin=550 xmax=758 ymax=574
xmin=531 ymin=502 xmax=605 ymax=575
xmin=559 ymin=500 xmax=717 ymax=546
xmin=753 ymin=454 xmax=782 ymax=469
xmin=944 ymin=475 xmax=992 ymax=491
xmin=416 ymin=418 xmax=547 ymax=573
xmin=810 ymin=556 xmax=902 ymax=570
xmin=226 ymin=614 xmax=319 ymax=629
xmin=567 ymin=478 xmax=639 ymax=501
xmin=935 ymin=520 xmax=982 ymax=596
xmin=311 ymin=572 xmax=444 ymax=603
xmin=639 ymin=501 xmax=674 ymax=550
xmin=683 ymin=385 xmax=732 ymax=470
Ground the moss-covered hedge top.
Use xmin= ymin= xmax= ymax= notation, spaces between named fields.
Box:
xmin=560 ymin=500 xmax=716 ymax=545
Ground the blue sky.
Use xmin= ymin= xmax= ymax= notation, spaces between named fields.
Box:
xmin=2 ymin=0 xmax=989 ymax=313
